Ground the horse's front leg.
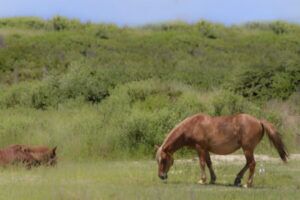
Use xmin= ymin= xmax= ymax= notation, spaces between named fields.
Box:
xmin=196 ymin=148 xmax=207 ymax=184
xmin=205 ymin=151 xmax=216 ymax=184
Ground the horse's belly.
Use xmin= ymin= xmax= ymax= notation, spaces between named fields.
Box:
xmin=207 ymin=138 xmax=241 ymax=155
xmin=209 ymin=146 xmax=240 ymax=155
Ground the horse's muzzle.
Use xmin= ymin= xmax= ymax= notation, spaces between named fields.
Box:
xmin=159 ymin=173 xmax=168 ymax=180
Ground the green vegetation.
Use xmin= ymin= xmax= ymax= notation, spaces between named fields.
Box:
xmin=0 ymin=160 xmax=299 ymax=199
xmin=0 ymin=17 xmax=299 ymax=159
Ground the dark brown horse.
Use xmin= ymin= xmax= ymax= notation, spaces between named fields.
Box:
xmin=0 ymin=145 xmax=38 ymax=168
xmin=156 ymin=113 xmax=288 ymax=187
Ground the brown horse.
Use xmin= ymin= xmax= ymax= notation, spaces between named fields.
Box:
xmin=156 ymin=113 xmax=288 ymax=187
xmin=0 ymin=145 xmax=38 ymax=168
xmin=20 ymin=145 xmax=57 ymax=166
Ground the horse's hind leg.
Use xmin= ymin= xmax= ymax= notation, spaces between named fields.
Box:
xmin=234 ymin=162 xmax=248 ymax=186
xmin=196 ymin=148 xmax=207 ymax=184
xmin=205 ymin=151 xmax=216 ymax=184
xmin=234 ymin=149 xmax=255 ymax=187
xmin=246 ymin=152 xmax=256 ymax=187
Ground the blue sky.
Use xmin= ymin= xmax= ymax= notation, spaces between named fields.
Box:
xmin=0 ymin=0 xmax=300 ymax=26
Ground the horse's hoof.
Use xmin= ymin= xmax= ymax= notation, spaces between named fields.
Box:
xmin=234 ymin=178 xmax=241 ymax=186
xmin=209 ymin=177 xmax=217 ymax=184
xmin=197 ymin=180 xmax=206 ymax=184
xmin=242 ymin=184 xmax=248 ymax=188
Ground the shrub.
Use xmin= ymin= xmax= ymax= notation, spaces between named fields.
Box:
xmin=244 ymin=21 xmax=292 ymax=35
xmin=227 ymin=66 xmax=300 ymax=100
xmin=31 ymin=65 xmax=112 ymax=108
xmin=51 ymin=16 xmax=82 ymax=31
xmin=51 ymin=16 xmax=69 ymax=31
xmin=59 ymin=65 xmax=110 ymax=103
xmin=31 ymin=78 xmax=62 ymax=109
xmin=270 ymin=21 xmax=290 ymax=35
xmin=196 ymin=21 xmax=218 ymax=39
xmin=0 ymin=82 xmax=38 ymax=108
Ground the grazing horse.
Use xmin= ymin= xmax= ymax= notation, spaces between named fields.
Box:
xmin=156 ymin=113 xmax=288 ymax=187
xmin=0 ymin=145 xmax=38 ymax=168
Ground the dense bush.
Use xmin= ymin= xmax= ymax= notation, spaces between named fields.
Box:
xmin=196 ymin=21 xmax=220 ymax=39
xmin=1 ymin=18 xmax=299 ymax=100
xmin=50 ymin=16 xmax=83 ymax=31
xmin=227 ymin=65 xmax=300 ymax=100
xmin=30 ymin=65 xmax=113 ymax=109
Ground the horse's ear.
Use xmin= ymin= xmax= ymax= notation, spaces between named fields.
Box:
xmin=52 ymin=146 xmax=57 ymax=155
xmin=153 ymin=145 xmax=160 ymax=159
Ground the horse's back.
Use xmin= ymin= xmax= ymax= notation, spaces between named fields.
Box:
xmin=211 ymin=114 xmax=261 ymax=130
xmin=198 ymin=114 xmax=263 ymax=154
xmin=235 ymin=114 xmax=264 ymax=148
xmin=234 ymin=113 xmax=260 ymax=123
xmin=27 ymin=146 xmax=51 ymax=153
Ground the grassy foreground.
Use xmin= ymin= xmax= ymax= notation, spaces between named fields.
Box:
xmin=0 ymin=159 xmax=299 ymax=200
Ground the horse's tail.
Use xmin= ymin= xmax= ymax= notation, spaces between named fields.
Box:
xmin=260 ymin=120 xmax=288 ymax=162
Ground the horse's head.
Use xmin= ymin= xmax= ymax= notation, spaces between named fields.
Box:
xmin=46 ymin=146 xmax=57 ymax=166
xmin=155 ymin=146 xmax=174 ymax=180
xmin=37 ymin=146 xmax=57 ymax=166
xmin=24 ymin=146 xmax=57 ymax=166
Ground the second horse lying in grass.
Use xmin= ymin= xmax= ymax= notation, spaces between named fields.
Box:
xmin=19 ymin=145 xmax=57 ymax=166
xmin=0 ymin=144 xmax=57 ymax=168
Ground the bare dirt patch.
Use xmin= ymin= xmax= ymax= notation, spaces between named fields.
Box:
xmin=176 ymin=154 xmax=300 ymax=165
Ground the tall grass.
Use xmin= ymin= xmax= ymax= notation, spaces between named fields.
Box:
xmin=0 ymin=79 xmax=297 ymax=160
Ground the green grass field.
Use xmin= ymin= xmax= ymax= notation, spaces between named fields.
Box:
xmin=0 ymin=158 xmax=299 ymax=200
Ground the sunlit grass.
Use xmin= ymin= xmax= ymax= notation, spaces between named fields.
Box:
xmin=0 ymin=159 xmax=299 ymax=200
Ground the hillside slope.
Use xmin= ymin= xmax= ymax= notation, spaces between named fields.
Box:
xmin=0 ymin=17 xmax=299 ymax=159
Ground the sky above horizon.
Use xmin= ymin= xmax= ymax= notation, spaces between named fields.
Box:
xmin=0 ymin=0 xmax=300 ymax=26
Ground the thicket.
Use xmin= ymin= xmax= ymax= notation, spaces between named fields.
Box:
xmin=0 ymin=17 xmax=299 ymax=159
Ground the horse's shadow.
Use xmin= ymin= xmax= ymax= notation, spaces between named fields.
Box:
xmin=211 ymin=182 xmax=267 ymax=189
xmin=210 ymin=182 xmax=238 ymax=187
xmin=165 ymin=181 xmax=268 ymax=189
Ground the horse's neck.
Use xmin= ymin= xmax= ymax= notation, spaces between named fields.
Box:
xmin=162 ymin=129 xmax=186 ymax=154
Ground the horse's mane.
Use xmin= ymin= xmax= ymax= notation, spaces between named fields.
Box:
xmin=161 ymin=116 xmax=193 ymax=152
